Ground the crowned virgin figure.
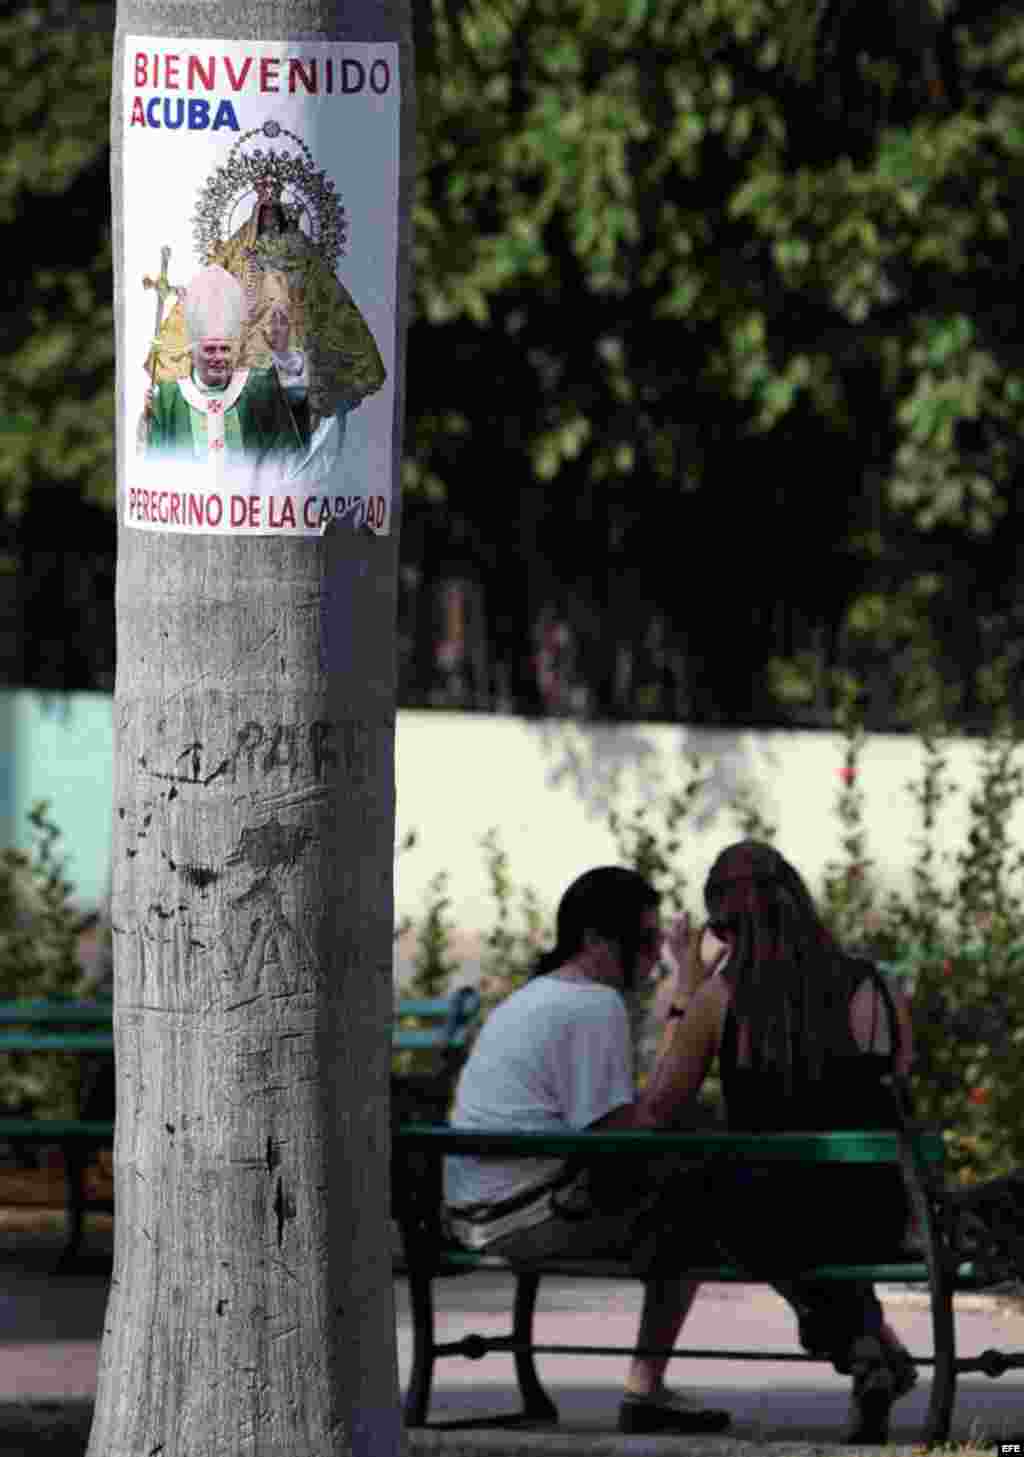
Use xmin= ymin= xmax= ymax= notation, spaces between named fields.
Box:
xmin=143 ymin=124 xmax=386 ymax=484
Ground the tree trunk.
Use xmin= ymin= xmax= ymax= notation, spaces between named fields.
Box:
xmin=89 ymin=3 xmax=412 ymax=1453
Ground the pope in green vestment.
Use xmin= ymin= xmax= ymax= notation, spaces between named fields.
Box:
xmin=146 ymin=366 xmax=307 ymax=465
xmin=141 ymin=263 xmax=309 ymax=473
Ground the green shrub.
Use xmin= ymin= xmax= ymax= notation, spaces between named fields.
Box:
xmin=476 ymin=827 xmax=548 ymax=1014
xmin=884 ymin=657 xmax=1024 ymax=1185
xmin=0 ymin=801 xmax=88 ymax=1120
xmin=392 ymin=826 xmax=462 ymax=1083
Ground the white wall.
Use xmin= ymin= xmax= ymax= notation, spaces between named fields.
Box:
xmin=4 ymin=692 xmax=1013 ymax=963
xmin=1 ymin=691 xmax=115 ymax=910
xmin=394 ymin=711 xmax=1013 ymax=957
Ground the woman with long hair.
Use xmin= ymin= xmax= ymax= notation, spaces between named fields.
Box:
xmin=637 ymin=840 xmax=918 ymax=1444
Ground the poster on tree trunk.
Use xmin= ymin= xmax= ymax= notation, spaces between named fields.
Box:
xmin=122 ymin=38 xmax=399 ymax=536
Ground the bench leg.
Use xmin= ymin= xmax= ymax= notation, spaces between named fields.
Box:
xmin=404 ymin=1270 xmax=436 ymax=1427
xmin=898 ymin=1135 xmax=956 ymax=1446
xmin=513 ymin=1272 xmax=559 ymax=1424
xmin=923 ymin=1259 xmax=956 ymax=1445
xmin=57 ymin=1145 xmax=86 ymax=1272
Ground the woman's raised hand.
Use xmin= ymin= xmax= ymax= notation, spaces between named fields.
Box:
xmin=664 ymin=912 xmax=732 ymax=1001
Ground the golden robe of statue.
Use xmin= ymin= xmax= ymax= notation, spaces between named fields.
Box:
xmin=144 ymin=202 xmax=386 ymax=426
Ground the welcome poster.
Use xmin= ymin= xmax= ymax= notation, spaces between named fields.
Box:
xmin=123 ymin=38 xmax=399 ymax=537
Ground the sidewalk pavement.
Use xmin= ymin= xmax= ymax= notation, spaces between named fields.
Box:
xmin=2 ymin=1225 xmax=1024 ymax=1450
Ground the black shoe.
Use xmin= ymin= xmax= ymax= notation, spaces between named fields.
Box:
xmin=886 ymin=1344 xmax=919 ymax=1401
xmin=847 ymin=1337 xmax=897 ymax=1444
xmin=619 ymin=1390 xmax=731 ymax=1435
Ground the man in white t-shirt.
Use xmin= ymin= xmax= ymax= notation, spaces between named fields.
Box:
xmin=445 ymin=866 xmax=731 ymax=1436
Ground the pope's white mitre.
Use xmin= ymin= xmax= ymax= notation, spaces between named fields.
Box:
xmin=183 ymin=265 xmax=246 ymax=344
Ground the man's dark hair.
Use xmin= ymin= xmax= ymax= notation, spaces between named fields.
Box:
xmin=532 ymin=866 xmax=658 ymax=986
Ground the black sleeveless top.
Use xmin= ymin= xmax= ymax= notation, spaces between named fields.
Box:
xmin=720 ymin=961 xmax=904 ymax=1133
xmin=714 ymin=962 xmax=909 ymax=1263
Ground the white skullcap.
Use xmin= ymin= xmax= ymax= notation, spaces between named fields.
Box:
xmin=183 ymin=265 xmax=246 ymax=343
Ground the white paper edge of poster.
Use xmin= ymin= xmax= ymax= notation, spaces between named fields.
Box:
xmin=122 ymin=36 xmax=398 ymax=538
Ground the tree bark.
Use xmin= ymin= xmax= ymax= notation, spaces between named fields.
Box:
xmin=89 ymin=3 xmax=412 ymax=1454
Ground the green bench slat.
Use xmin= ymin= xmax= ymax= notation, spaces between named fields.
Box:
xmin=0 ymin=994 xmax=481 ymax=1155
xmin=0 ymin=1033 xmax=114 ymax=1052
xmin=398 ymin=1125 xmax=944 ymax=1164
xmin=0 ymin=994 xmax=480 ymax=1051
xmin=428 ymin=1248 xmax=939 ymax=1282
xmin=392 ymin=1028 xmax=473 ymax=1049
xmin=0 ymin=1120 xmax=114 ymax=1139
xmin=395 ymin=998 xmax=467 ymax=1018
xmin=420 ymin=1249 xmax=987 ymax=1293
xmin=0 ymin=1001 xmax=113 ymax=1025
xmin=0 ymin=1030 xmax=463 ymax=1052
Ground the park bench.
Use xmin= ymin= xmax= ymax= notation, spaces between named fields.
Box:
xmin=0 ymin=985 xmax=480 ymax=1266
xmin=391 ymin=987 xmax=482 ymax=1121
xmin=0 ymin=998 xmax=116 ymax=1265
xmin=392 ymin=1116 xmax=1024 ymax=1446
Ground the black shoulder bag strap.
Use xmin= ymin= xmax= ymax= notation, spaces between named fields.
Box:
xmin=867 ymin=963 xmax=915 ymax=1121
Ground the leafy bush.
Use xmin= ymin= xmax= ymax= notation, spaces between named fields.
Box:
xmin=0 ymin=801 xmax=89 ymax=1120
xmin=476 ymin=827 xmax=547 ymax=1014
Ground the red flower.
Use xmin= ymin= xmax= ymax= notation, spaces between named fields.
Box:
xmin=968 ymin=1087 xmax=989 ymax=1106
xmin=942 ymin=960 xmax=954 ymax=977
xmin=839 ymin=766 xmax=857 ymax=785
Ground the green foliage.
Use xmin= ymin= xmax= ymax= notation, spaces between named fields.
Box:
xmin=476 ymin=827 xmax=548 ymax=1014
xmin=888 ymin=682 xmax=1024 ymax=1184
xmin=885 ymin=726 xmax=953 ymax=958
xmin=406 ymin=870 xmax=460 ymax=1000
xmin=729 ymin=782 xmax=778 ymax=845
xmin=0 ymin=801 xmax=87 ymax=1119
xmin=414 ymin=0 xmax=1021 ymax=470
xmin=406 ymin=0 xmax=1024 ymax=725
xmin=0 ymin=3 xmax=115 ymax=519
xmin=607 ymin=757 xmax=706 ymax=914
xmin=391 ymin=831 xmax=462 ymax=1081
xmin=821 ymin=679 xmax=879 ymax=946
xmin=393 ymin=828 xmax=550 ymax=1083
xmin=7 ymin=0 xmax=1024 ymax=720
xmin=808 ymin=656 xmax=1024 ymax=1186
xmin=0 ymin=801 xmax=81 ymax=999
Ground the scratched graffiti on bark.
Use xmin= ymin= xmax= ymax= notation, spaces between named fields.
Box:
xmin=134 ymin=718 xmax=371 ymax=789
xmin=120 ymin=810 xmax=321 ymax=999
xmin=115 ymin=709 xmax=373 ymax=999
xmin=219 ymin=816 xmax=318 ymax=994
